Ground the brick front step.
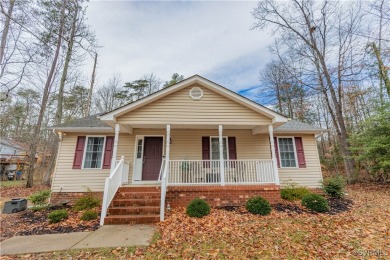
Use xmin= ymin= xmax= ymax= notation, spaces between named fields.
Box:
xmin=108 ymin=206 xmax=160 ymax=215
xmin=111 ymin=198 xmax=160 ymax=207
xmin=114 ymin=191 xmax=161 ymax=199
xmin=104 ymin=214 xmax=160 ymax=225
xmin=118 ymin=186 xmax=160 ymax=192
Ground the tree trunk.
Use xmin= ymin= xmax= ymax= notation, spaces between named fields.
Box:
xmin=85 ymin=52 xmax=97 ymax=116
xmin=43 ymin=3 xmax=78 ymax=186
xmin=55 ymin=5 xmax=78 ymax=125
xmin=0 ymin=0 xmax=14 ymax=66
xmin=26 ymin=0 xmax=67 ymax=188
xmin=372 ymin=42 xmax=390 ymax=97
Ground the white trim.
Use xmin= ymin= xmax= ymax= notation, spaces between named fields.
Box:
xmin=82 ymin=136 xmax=106 ymax=170
xmin=277 ymin=136 xmax=299 ymax=168
xmin=189 ymin=86 xmax=203 ymax=100
xmin=209 ymin=136 xmax=229 ymax=160
xmin=131 ymin=135 xmax=165 ymax=184
xmin=49 ymin=138 xmax=63 ymax=200
xmin=274 ymin=130 xmax=322 ymax=134
xmin=52 ymin=127 xmax=114 ymax=133
xmin=100 ymin=75 xmax=288 ymax=123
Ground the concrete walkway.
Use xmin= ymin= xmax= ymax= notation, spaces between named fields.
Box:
xmin=0 ymin=225 xmax=155 ymax=256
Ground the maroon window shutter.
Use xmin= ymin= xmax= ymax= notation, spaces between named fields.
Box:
xmin=274 ymin=137 xmax=280 ymax=168
xmin=102 ymin=136 xmax=114 ymax=169
xmin=228 ymin=137 xmax=237 ymax=168
xmin=228 ymin=137 xmax=237 ymax=160
xmin=202 ymin=136 xmax=210 ymax=167
xmin=294 ymin=137 xmax=306 ymax=168
xmin=73 ymin=136 xmax=86 ymax=169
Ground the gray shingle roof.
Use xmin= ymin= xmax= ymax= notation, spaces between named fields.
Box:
xmin=50 ymin=115 xmax=324 ymax=133
xmin=49 ymin=114 xmax=111 ymax=129
xmin=275 ymin=120 xmax=324 ymax=133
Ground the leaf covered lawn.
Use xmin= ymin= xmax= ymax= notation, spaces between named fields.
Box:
xmin=140 ymin=184 xmax=389 ymax=259
xmin=2 ymin=184 xmax=389 ymax=259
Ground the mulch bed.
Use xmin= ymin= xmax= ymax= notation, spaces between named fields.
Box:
xmin=0 ymin=205 xmax=100 ymax=242
xmin=219 ymin=197 xmax=353 ymax=216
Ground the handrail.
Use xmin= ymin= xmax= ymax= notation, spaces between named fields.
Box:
xmin=160 ymin=159 xmax=169 ymax=221
xmin=158 ymin=158 xmax=166 ymax=181
xmin=100 ymin=155 xmax=125 ymax=226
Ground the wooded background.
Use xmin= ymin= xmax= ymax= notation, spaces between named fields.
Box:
xmin=0 ymin=0 xmax=389 ymax=187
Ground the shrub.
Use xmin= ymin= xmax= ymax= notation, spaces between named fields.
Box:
xmin=246 ymin=196 xmax=272 ymax=216
xmin=28 ymin=190 xmax=51 ymax=206
xmin=80 ymin=210 xmax=98 ymax=221
xmin=281 ymin=184 xmax=310 ymax=201
xmin=73 ymin=196 xmax=100 ymax=211
xmin=322 ymin=175 xmax=346 ymax=198
xmin=48 ymin=209 xmax=68 ymax=223
xmin=301 ymin=194 xmax=329 ymax=213
xmin=186 ymin=198 xmax=210 ymax=218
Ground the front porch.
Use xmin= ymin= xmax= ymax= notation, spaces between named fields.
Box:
xmin=100 ymin=123 xmax=281 ymax=225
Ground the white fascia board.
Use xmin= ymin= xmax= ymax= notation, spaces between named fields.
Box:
xmin=274 ymin=130 xmax=323 ymax=134
xmin=52 ymin=127 xmax=114 ymax=133
xmin=195 ymin=77 xmax=287 ymax=122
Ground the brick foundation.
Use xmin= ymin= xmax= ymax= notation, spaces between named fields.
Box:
xmin=50 ymin=192 xmax=103 ymax=205
xmin=51 ymin=184 xmax=281 ymax=208
xmin=166 ymin=184 xmax=281 ymax=208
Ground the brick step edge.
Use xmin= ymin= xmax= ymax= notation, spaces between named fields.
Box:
xmin=104 ymin=215 xmax=160 ymax=225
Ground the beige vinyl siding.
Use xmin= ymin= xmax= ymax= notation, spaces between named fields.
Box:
xmin=117 ymin=84 xmax=272 ymax=126
xmin=276 ymin=134 xmax=323 ymax=188
xmin=52 ymin=132 xmax=147 ymax=192
xmin=169 ymin=129 xmax=270 ymax=160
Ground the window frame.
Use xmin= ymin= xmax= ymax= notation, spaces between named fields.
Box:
xmin=209 ymin=136 xmax=229 ymax=160
xmin=81 ymin=135 xmax=106 ymax=170
xmin=277 ymin=136 xmax=298 ymax=168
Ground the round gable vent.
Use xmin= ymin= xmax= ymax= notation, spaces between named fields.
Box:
xmin=189 ymin=87 xmax=203 ymax=100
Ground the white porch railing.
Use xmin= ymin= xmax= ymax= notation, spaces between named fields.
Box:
xmin=168 ymin=159 xmax=275 ymax=185
xmin=100 ymin=156 xmax=129 ymax=226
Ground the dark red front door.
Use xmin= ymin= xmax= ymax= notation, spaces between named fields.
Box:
xmin=142 ymin=137 xmax=163 ymax=181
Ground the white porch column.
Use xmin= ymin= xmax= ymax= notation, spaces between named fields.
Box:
xmin=218 ymin=125 xmax=225 ymax=185
xmin=110 ymin=123 xmax=120 ymax=173
xmin=268 ymin=125 xmax=280 ymax=185
xmin=165 ymin=124 xmax=171 ymax=161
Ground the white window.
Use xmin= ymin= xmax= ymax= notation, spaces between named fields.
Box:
xmin=278 ymin=137 xmax=297 ymax=168
xmin=210 ymin=137 xmax=228 ymax=160
xmin=83 ymin=137 xmax=105 ymax=169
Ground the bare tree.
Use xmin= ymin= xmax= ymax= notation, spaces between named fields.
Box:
xmin=94 ymin=73 xmax=125 ymax=113
xmin=253 ymin=0 xmax=367 ymax=181
xmin=85 ymin=52 xmax=97 ymax=116
xmin=0 ymin=0 xmax=35 ymax=100
xmin=26 ymin=0 xmax=67 ymax=188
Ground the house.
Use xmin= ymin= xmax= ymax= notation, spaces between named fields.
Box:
xmin=0 ymin=139 xmax=28 ymax=160
xmin=0 ymin=139 xmax=29 ymax=179
xmin=49 ymin=75 xmax=324 ymax=225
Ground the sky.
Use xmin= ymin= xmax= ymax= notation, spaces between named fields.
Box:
xmin=84 ymin=1 xmax=274 ymax=102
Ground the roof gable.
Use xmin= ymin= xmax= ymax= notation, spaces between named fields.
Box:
xmin=100 ymin=75 xmax=288 ymax=125
xmin=116 ymin=83 xmax=273 ymax=126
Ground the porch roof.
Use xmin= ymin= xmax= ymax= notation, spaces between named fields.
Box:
xmin=49 ymin=115 xmax=324 ymax=134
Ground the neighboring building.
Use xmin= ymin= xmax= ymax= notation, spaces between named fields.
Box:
xmin=0 ymin=139 xmax=29 ymax=180
xmin=0 ymin=139 xmax=27 ymax=159
xmin=49 ymin=75 xmax=324 ymax=225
